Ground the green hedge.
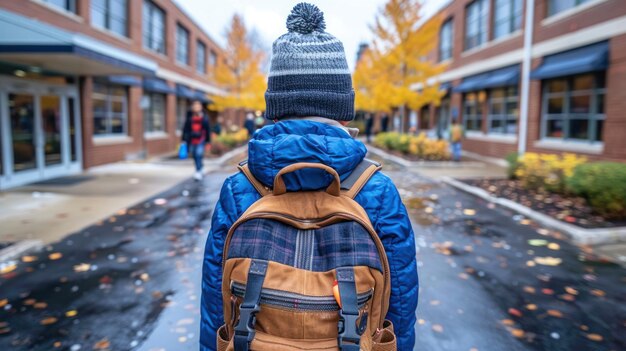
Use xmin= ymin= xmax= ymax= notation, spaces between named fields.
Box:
xmin=566 ymin=162 xmax=626 ymax=219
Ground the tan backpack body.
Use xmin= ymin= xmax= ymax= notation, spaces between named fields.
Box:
xmin=217 ymin=161 xmax=397 ymax=351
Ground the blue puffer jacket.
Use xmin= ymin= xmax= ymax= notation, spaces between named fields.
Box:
xmin=200 ymin=120 xmax=418 ymax=350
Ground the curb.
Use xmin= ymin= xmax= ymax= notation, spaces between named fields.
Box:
xmin=366 ymin=144 xmax=485 ymax=168
xmin=0 ymin=240 xmax=43 ymax=263
xmin=441 ymin=176 xmax=626 ymax=245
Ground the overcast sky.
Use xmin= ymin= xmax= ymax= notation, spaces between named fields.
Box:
xmin=174 ymin=0 xmax=445 ymax=71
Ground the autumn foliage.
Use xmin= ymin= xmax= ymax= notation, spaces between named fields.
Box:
xmin=354 ymin=0 xmax=446 ymax=125
xmin=211 ymin=14 xmax=266 ymax=111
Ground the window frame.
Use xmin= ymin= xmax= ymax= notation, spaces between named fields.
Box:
xmin=487 ymin=86 xmax=519 ymax=135
xmin=143 ymin=0 xmax=166 ymax=55
xmin=463 ymin=92 xmax=484 ymax=132
xmin=492 ymin=0 xmax=523 ymax=40
xmin=176 ymin=23 xmax=190 ymax=65
xmin=196 ymin=41 xmax=207 ymax=74
xmin=547 ymin=0 xmax=592 ymax=17
xmin=43 ymin=0 xmax=77 ymax=13
xmin=540 ymin=72 xmax=606 ymax=143
xmin=208 ymin=50 xmax=218 ymax=68
xmin=92 ymin=83 xmax=129 ymax=137
xmin=464 ymin=0 xmax=489 ymax=51
xmin=91 ymin=0 xmax=129 ymax=37
xmin=439 ymin=18 xmax=454 ymax=62
xmin=143 ymin=92 xmax=167 ymax=134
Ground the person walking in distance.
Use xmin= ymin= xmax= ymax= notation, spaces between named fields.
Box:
xmin=182 ymin=100 xmax=211 ymax=180
xmin=449 ymin=118 xmax=464 ymax=162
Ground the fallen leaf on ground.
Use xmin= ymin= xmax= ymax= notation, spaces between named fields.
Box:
xmin=565 ymin=286 xmax=579 ymax=295
xmin=463 ymin=209 xmax=476 ymax=216
xmin=528 ymin=239 xmax=548 ymax=246
xmin=508 ymin=308 xmax=523 ymax=317
xmin=48 ymin=253 xmax=63 ymax=260
xmin=523 ymin=286 xmax=536 ymax=294
xmin=65 ymin=310 xmax=78 ymax=317
xmin=525 ymin=304 xmax=537 ymax=311
xmin=73 ymin=263 xmax=91 ymax=272
xmin=40 ymin=317 xmax=58 ymax=325
xmin=547 ymin=243 xmax=560 ymax=250
xmin=510 ymin=329 xmax=525 ymax=338
xmin=534 ymin=257 xmax=562 ymax=266
xmin=22 ymin=256 xmax=38 ymax=263
xmin=586 ymin=333 xmax=603 ymax=342
xmin=432 ymin=324 xmax=444 ymax=333
xmin=34 ymin=302 xmax=47 ymax=309
xmin=547 ymin=309 xmax=563 ymax=318
xmin=590 ymin=289 xmax=606 ymax=297
xmin=93 ymin=339 xmax=110 ymax=349
xmin=0 ymin=299 xmax=8 ymax=308
xmin=501 ymin=319 xmax=514 ymax=326
xmin=0 ymin=263 xmax=17 ymax=274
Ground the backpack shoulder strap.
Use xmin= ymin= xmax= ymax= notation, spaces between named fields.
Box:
xmin=237 ymin=160 xmax=272 ymax=197
xmin=341 ymin=159 xmax=382 ymax=199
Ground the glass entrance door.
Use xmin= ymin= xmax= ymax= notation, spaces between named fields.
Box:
xmin=9 ymin=94 xmax=37 ymax=172
xmin=0 ymin=77 xmax=81 ymax=189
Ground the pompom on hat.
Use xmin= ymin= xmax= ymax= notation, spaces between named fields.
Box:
xmin=265 ymin=3 xmax=355 ymax=121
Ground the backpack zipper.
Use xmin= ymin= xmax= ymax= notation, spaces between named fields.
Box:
xmin=294 ymin=229 xmax=314 ymax=270
xmin=231 ymin=281 xmax=372 ymax=312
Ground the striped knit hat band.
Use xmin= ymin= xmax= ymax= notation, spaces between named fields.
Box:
xmin=265 ymin=3 xmax=355 ymax=121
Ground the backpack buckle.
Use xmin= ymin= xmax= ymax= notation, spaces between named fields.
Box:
xmin=234 ymin=303 xmax=260 ymax=344
xmin=338 ymin=309 xmax=366 ymax=350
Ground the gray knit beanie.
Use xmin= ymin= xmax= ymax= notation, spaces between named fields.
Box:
xmin=265 ymin=3 xmax=355 ymax=121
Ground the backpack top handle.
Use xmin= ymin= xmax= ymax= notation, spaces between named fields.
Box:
xmin=273 ymin=163 xmax=341 ymax=197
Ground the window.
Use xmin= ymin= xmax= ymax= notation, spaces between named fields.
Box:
xmin=419 ymin=106 xmax=430 ymax=130
xmin=91 ymin=0 xmax=128 ymax=37
xmin=548 ymin=0 xmax=592 ymax=17
xmin=463 ymin=92 xmax=484 ymax=131
xmin=493 ymin=0 xmax=522 ymax=39
xmin=177 ymin=98 xmax=189 ymax=132
xmin=93 ymin=84 xmax=128 ymax=136
xmin=488 ymin=86 xmax=518 ymax=134
xmin=439 ymin=19 xmax=453 ymax=61
xmin=143 ymin=93 xmax=166 ymax=133
xmin=209 ymin=50 xmax=217 ymax=67
xmin=176 ymin=24 xmax=190 ymax=65
xmin=542 ymin=73 xmax=605 ymax=142
xmin=197 ymin=41 xmax=207 ymax=74
xmin=143 ymin=0 xmax=166 ymax=54
xmin=42 ymin=0 xmax=76 ymax=13
xmin=465 ymin=0 xmax=489 ymax=50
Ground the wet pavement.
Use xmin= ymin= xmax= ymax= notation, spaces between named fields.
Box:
xmin=1 ymin=156 xmax=625 ymax=351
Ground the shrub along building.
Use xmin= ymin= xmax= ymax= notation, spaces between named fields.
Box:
xmin=406 ymin=0 xmax=626 ymax=164
xmin=0 ymin=0 xmax=224 ymax=189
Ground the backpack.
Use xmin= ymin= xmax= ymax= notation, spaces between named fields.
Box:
xmin=217 ymin=160 xmax=397 ymax=351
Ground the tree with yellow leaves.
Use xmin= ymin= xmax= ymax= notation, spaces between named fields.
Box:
xmin=354 ymin=0 xmax=445 ymax=131
xmin=211 ymin=14 xmax=266 ymax=112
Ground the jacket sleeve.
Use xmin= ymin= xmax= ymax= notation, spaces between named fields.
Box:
xmin=181 ymin=112 xmax=191 ymax=143
xmin=375 ymin=180 xmax=419 ymax=350
xmin=200 ymin=178 xmax=239 ymax=351
xmin=204 ymin=116 xmax=212 ymax=143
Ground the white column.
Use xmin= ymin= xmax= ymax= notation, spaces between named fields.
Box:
xmin=518 ymin=0 xmax=535 ymax=155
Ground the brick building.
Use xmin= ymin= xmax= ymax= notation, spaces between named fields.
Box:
xmin=0 ymin=0 xmax=224 ymax=189
xmin=390 ymin=0 xmax=626 ymax=164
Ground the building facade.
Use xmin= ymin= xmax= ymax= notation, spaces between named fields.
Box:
xmin=0 ymin=0 xmax=223 ymax=189
xmin=411 ymin=0 xmax=626 ymax=163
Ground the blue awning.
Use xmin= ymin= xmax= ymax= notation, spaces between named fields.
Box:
xmin=143 ymin=78 xmax=175 ymax=94
xmin=0 ymin=9 xmax=157 ymax=76
xmin=106 ymin=75 xmax=142 ymax=86
xmin=454 ymin=65 xmax=520 ymax=93
xmin=531 ymin=41 xmax=609 ymax=80
xmin=176 ymin=84 xmax=196 ymax=99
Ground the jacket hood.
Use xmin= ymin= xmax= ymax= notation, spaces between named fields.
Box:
xmin=247 ymin=120 xmax=367 ymax=191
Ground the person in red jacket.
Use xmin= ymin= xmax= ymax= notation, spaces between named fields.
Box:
xmin=181 ymin=100 xmax=211 ymax=180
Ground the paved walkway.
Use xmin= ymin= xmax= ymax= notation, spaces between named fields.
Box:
xmin=0 ymin=147 xmax=246 ymax=246
xmin=0 ymin=147 xmax=624 ymax=351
